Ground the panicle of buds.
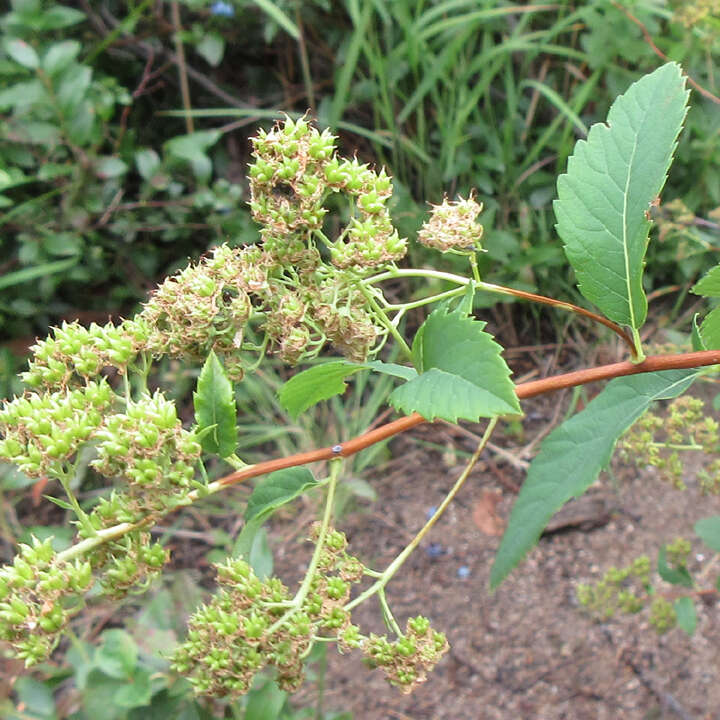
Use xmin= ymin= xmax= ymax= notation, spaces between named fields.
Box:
xmin=418 ymin=194 xmax=484 ymax=252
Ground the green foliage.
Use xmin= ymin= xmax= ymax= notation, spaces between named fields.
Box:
xmin=389 ymin=307 xmax=520 ymax=422
xmin=2 ymin=59 xmax=720 ymax=715
xmin=555 ymin=63 xmax=689 ymax=334
xmin=490 ymin=370 xmax=700 ymax=589
xmin=194 ymin=351 xmax=238 ymax=458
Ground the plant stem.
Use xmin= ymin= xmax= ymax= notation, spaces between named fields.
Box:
xmin=53 ymin=350 xmax=720 ymax=562
xmin=365 ymin=267 xmax=638 ymax=357
xmin=345 ymin=418 xmax=498 ymax=613
xmin=268 ymin=459 xmax=342 ymax=633
xmin=58 ymin=472 xmax=95 ymax=538
xmin=357 ymin=282 xmax=413 ymax=360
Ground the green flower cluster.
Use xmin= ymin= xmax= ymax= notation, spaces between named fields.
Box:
xmin=92 ymin=392 xmax=201 ymax=516
xmin=22 ymin=319 xmax=150 ymax=389
xmin=174 ymin=526 xmax=448 ymax=699
xmin=576 ymin=556 xmax=651 ymax=619
xmin=171 ymin=557 xmax=310 ymax=698
xmin=648 ymin=596 xmax=677 ymax=634
xmin=0 ymin=537 xmax=92 ymax=666
xmin=417 ymin=194 xmax=484 ymax=252
xmin=95 ymin=531 xmax=168 ymax=597
xmin=0 ymin=380 xmax=114 ymax=477
xmin=140 ymin=244 xmax=263 ymax=380
xmin=363 ymin=616 xmax=449 ymax=694
xmin=249 ymin=116 xmax=406 ymax=270
xmin=620 ymin=396 xmax=719 ymax=490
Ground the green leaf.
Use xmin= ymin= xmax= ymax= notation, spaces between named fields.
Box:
xmin=278 ymin=360 xmax=417 ymax=418
xmin=692 ymin=264 xmax=720 ymax=297
xmin=278 ymin=361 xmax=366 ymax=419
xmin=0 ymin=258 xmax=76 ymax=291
xmin=5 ymin=38 xmax=39 ymax=68
xmin=388 ymin=307 xmax=520 ymax=422
xmin=193 ymin=351 xmax=238 ymax=458
xmin=490 ymin=369 xmax=699 ymax=588
xmin=195 ymin=32 xmax=225 ymax=66
xmin=699 ymin=306 xmax=720 ymax=350
xmin=0 ymin=78 xmax=44 ymax=109
xmin=694 ymin=515 xmax=720 ymax=552
xmin=95 ymin=156 xmax=128 ymax=179
xmin=244 ymin=468 xmax=318 ymax=523
xmin=165 ymin=130 xmax=221 ymax=183
xmin=554 ymin=63 xmax=689 ymax=329
xmin=674 ymin=596 xmax=696 ymax=636
xmin=657 ymin=545 xmax=693 ymax=588
xmin=10 ymin=677 xmax=57 ymax=720
xmin=42 ymin=40 xmax=80 ymax=75
xmin=135 ymin=149 xmax=161 ymax=180
xmin=248 ymin=526 xmax=273 ymax=580
xmin=691 ymin=313 xmax=706 ymax=351
xmin=95 ymin=629 xmax=138 ymax=678
xmin=244 ymin=679 xmax=287 ymax=720
xmin=114 ymin=668 xmax=152 ymax=708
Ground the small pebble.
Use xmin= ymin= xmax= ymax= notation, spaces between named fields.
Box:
xmin=426 ymin=542 xmax=445 ymax=559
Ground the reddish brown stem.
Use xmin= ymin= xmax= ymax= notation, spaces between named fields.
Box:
xmin=218 ymin=350 xmax=720 ymax=489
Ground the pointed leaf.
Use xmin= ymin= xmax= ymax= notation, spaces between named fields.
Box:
xmin=278 ymin=360 xmax=416 ymax=418
xmin=657 ymin=545 xmax=693 ymax=588
xmin=193 ymin=351 xmax=237 ymax=458
xmin=694 ymin=515 xmax=720 ymax=552
xmin=490 ymin=369 xmax=699 ymax=588
xmin=692 ymin=265 xmax=720 ymax=297
xmin=691 ymin=313 xmax=706 ymax=351
xmin=555 ymin=63 xmax=689 ymax=328
xmin=699 ymin=306 xmax=720 ymax=350
xmin=244 ymin=467 xmax=318 ymax=523
xmin=389 ymin=307 xmax=519 ymax=422
xmin=278 ymin=361 xmax=366 ymax=419
xmin=674 ymin=596 xmax=696 ymax=636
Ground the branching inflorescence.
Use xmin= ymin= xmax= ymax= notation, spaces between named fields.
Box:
xmin=2 ymin=64 xmax=720 ymax=702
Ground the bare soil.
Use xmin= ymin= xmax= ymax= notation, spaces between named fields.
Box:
xmin=282 ymin=390 xmax=720 ymax=720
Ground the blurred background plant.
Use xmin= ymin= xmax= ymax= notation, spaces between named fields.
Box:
xmin=1 ymin=0 xmax=719 ymax=716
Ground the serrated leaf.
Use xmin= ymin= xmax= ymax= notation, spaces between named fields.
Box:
xmin=555 ymin=63 xmax=689 ymax=329
xmin=389 ymin=307 xmax=519 ymax=422
xmin=248 ymin=526 xmax=273 ymax=580
xmin=193 ymin=351 xmax=237 ymax=458
xmin=694 ymin=515 xmax=720 ymax=552
xmin=490 ymin=369 xmax=699 ymax=588
xmin=692 ymin=264 xmax=720 ymax=297
xmin=674 ymin=596 xmax=696 ymax=635
xmin=699 ymin=306 xmax=720 ymax=350
xmin=244 ymin=467 xmax=318 ymax=523
xmin=244 ymin=679 xmax=286 ymax=720
xmin=657 ymin=545 xmax=694 ymax=588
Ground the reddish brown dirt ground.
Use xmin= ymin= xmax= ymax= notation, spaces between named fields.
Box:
xmin=283 ymin=390 xmax=720 ymax=720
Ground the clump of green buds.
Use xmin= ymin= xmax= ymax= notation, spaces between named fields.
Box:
xmin=92 ymin=391 xmax=201 ymax=516
xmin=249 ymin=115 xmax=406 ymax=270
xmin=576 ymin=556 xmax=650 ymax=620
xmin=0 ymin=380 xmax=114 ymax=477
xmin=22 ymin=319 xmax=150 ymax=389
xmin=174 ymin=526 xmax=449 ymax=699
xmin=620 ymin=396 xmax=719 ymax=490
xmin=417 ymin=194 xmax=484 ymax=252
xmin=363 ymin=616 xmax=449 ymax=694
xmin=0 ymin=537 xmax=92 ymax=666
xmin=577 ymin=539 xmax=699 ymax=636
xmin=140 ymin=244 xmax=266 ymax=380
